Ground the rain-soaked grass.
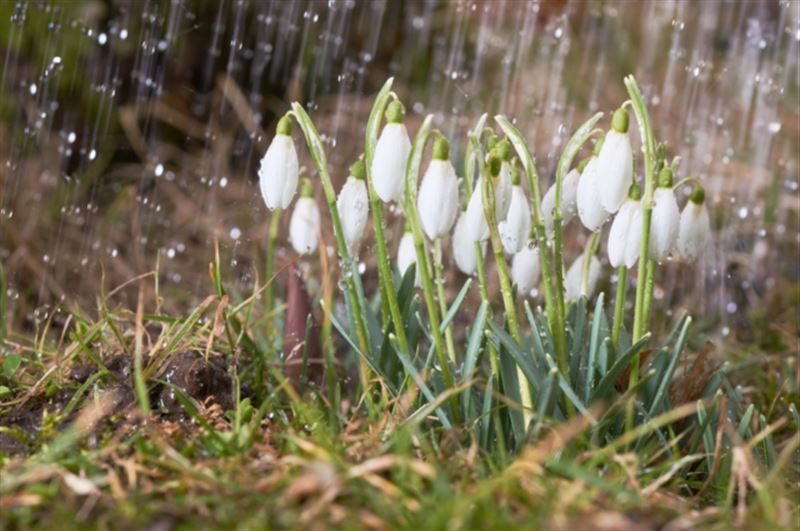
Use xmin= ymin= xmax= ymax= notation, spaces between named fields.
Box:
xmin=1 ymin=258 xmax=797 ymax=530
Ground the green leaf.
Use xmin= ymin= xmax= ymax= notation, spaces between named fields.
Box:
xmin=2 ymin=354 xmax=22 ymax=377
xmin=647 ymin=316 xmax=691 ymax=417
xmin=441 ymin=279 xmax=472 ymax=332
xmin=364 ymin=77 xmax=394 ymax=168
xmin=590 ymin=333 xmax=651 ymax=402
xmin=462 ymin=301 xmax=488 ymax=420
xmin=329 ymin=310 xmax=397 ymax=396
xmin=556 ymin=111 xmax=604 ymax=188
xmin=736 ymin=404 xmax=755 ymax=439
xmin=584 ymin=293 xmax=605 ymax=402
xmin=0 ymin=386 xmax=10 ymax=398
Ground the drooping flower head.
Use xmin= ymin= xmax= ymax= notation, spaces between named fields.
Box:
xmin=418 ymin=136 xmax=459 ymax=240
xmin=648 ymin=167 xmax=681 ymax=262
xmin=542 ymin=162 xmax=582 ymax=235
xmin=259 ymin=115 xmax=299 ymax=210
xmin=289 ymin=177 xmax=321 ymax=255
xmin=677 ymin=184 xmax=711 ymax=262
xmin=372 ymin=100 xmax=412 ymax=203
xmin=397 ymin=227 xmax=420 ymax=286
xmin=464 ymin=138 xmax=513 ymax=241
xmin=512 ymin=242 xmax=541 ymax=297
xmin=607 ymin=182 xmax=643 ymax=268
xmin=499 ymin=164 xmax=531 ymax=254
xmin=565 ymin=250 xmax=601 ymax=301
xmin=597 ymin=107 xmax=634 ymax=213
xmin=453 ymin=209 xmax=486 ymax=275
xmin=577 ymin=140 xmax=612 ymax=231
xmin=338 ymin=157 xmax=369 ymax=251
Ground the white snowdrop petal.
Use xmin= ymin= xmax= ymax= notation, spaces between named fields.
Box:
xmin=397 ymin=232 xmax=421 ymax=286
xmin=512 ymin=244 xmax=541 ymax=296
xmin=499 ymin=185 xmax=531 ymax=255
xmin=337 ymin=177 xmax=369 ymax=250
xmin=648 ymin=188 xmax=680 ymax=261
xmin=495 ymin=162 xmax=513 ymax=221
xmin=678 ymin=202 xmax=711 ymax=261
xmin=623 ymin=202 xmax=644 ymax=268
xmin=418 ymin=159 xmax=459 ymax=239
xmin=576 ymin=157 xmax=610 ymax=231
xmin=289 ymin=197 xmax=321 ymax=255
xmin=565 ymin=253 xmax=601 ymax=301
xmin=372 ymin=123 xmax=411 ymax=203
xmin=464 ymin=181 xmax=489 ymax=241
xmin=453 ymin=213 xmax=485 ymax=275
xmin=607 ymin=201 xmax=634 ymax=268
xmin=597 ymin=130 xmax=634 ymax=213
xmin=542 ymin=168 xmax=581 ymax=235
xmin=259 ymin=135 xmax=299 ymax=210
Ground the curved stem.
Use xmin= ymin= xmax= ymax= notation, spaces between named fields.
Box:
xmin=363 ymin=78 xmax=412 ymax=358
xmin=289 ymin=105 xmax=372 ymax=360
xmin=404 ymin=115 xmax=459 ymax=423
xmin=494 ymin=116 xmax=562 ymax=371
xmin=434 ymin=239 xmax=457 ymax=364
xmin=611 ymin=265 xmax=627 ymax=351
xmin=624 ymin=76 xmax=657 ymax=388
xmin=482 ymin=166 xmax=534 ymax=427
xmin=580 ymin=232 xmax=601 ymax=296
xmin=672 ymin=175 xmax=702 ymax=191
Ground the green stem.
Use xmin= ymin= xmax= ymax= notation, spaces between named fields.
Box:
xmin=611 ymin=265 xmax=627 ymax=351
xmin=434 ymin=239 xmax=457 ymax=364
xmin=264 ymin=207 xmax=282 ymax=317
xmin=642 ymin=259 xmax=657 ymax=329
xmin=482 ymin=167 xmax=534 ymax=427
xmin=495 ymin=116 xmax=563 ymax=376
xmin=624 ymin=76 xmax=657 ymax=347
xmin=672 ymin=175 xmax=702 ymax=191
xmin=404 ymin=116 xmax=459 ymax=423
xmin=289 ymin=105 xmax=372 ymax=361
xmin=363 ymin=80 xmax=400 ymax=335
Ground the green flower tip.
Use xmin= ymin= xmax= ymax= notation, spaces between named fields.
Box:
xmin=577 ymin=156 xmax=591 ymax=173
xmin=433 ymin=136 xmax=450 ymax=161
xmin=349 ymin=158 xmax=366 ymax=180
xmin=495 ymin=139 xmax=512 ymax=161
xmin=385 ymin=100 xmax=405 ymax=124
xmin=277 ymin=115 xmax=292 ymax=136
xmin=300 ymin=177 xmax=314 ymax=197
xmin=592 ymin=134 xmax=605 ymax=157
xmin=690 ymin=183 xmax=705 ymax=204
xmin=486 ymin=133 xmax=498 ymax=151
xmin=611 ymin=107 xmax=629 ymax=134
xmin=657 ymin=167 xmax=674 ymax=188
xmin=511 ymin=163 xmax=521 ymax=186
xmin=628 ymin=182 xmax=642 ymax=200
xmin=488 ymin=155 xmax=502 ymax=177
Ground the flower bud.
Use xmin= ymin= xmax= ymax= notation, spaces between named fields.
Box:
xmin=542 ymin=167 xmax=581 ymax=234
xmin=372 ymin=103 xmax=412 ymax=203
xmin=677 ymin=185 xmax=710 ymax=262
xmin=565 ymin=252 xmax=601 ymax=301
xmin=289 ymin=179 xmax=321 ymax=255
xmin=452 ymin=211 xmax=486 ymax=275
xmin=576 ymin=154 xmax=611 ymax=231
xmin=259 ymin=116 xmax=300 ymax=210
xmin=597 ymin=108 xmax=633 ymax=213
xmin=607 ymin=184 xmax=643 ymax=268
xmin=511 ymin=243 xmax=541 ymax=297
xmin=418 ymin=137 xmax=459 ymax=239
xmin=397 ymin=230 xmax=420 ymax=287
xmin=499 ymin=184 xmax=531 ymax=254
xmin=648 ymin=185 xmax=680 ymax=261
xmin=337 ymin=159 xmax=369 ymax=251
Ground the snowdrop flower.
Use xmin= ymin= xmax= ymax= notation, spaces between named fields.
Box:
xmin=418 ymin=136 xmax=459 ymax=240
xmin=577 ymin=148 xmax=611 ymax=231
xmin=499 ymin=166 xmax=531 ymax=254
xmin=677 ymin=184 xmax=711 ymax=262
xmin=512 ymin=243 xmax=541 ymax=296
xmin=337 ymin=158 xmax=369 ymax=251
xmin=372 ymin=100 xmax=412 ymax=203
xmin=565 ymin=251 xmax=601 ymax=301
xmin=397 ymin=230 xmax=420 ymax=286
xmin=542 ymin=165 xmax=582 ymax=234
xmin=607 ymin=183 xmax=643 ymax=268
xmin=259 ymin=116 xmax=300 ymax=210
xmin=648 ymin=168 xmax=680 ymax=262
xmin=452 ymin=211 xmax=486 ymax=275
xmin=597 ymin=108 xmax=634 ymax=213
xmin=289 ymin=178 xmax=321 ymax=255
xmin=464 ymin=140 xmax=513 ymax=241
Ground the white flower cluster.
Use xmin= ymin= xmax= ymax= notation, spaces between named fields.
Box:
xmin=258 ymin=100 xmax=711 ymax=301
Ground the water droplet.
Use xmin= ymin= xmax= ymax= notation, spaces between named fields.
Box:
xmin=768 ymin=121 xmax=781 ymax=134
xmin=154 ymin=163 xmax=164 ymax=176
xmin=230 ymin=227 xmax=242 ymax=239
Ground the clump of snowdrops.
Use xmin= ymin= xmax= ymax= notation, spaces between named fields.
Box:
xmin=257 ymin=77 xmax=719 ymax=449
